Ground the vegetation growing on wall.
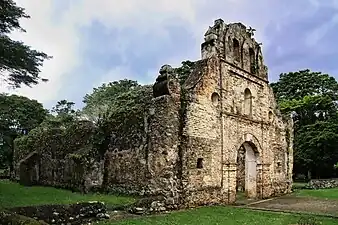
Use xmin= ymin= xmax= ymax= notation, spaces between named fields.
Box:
xmin=83 ymin=80 xmax=153 ymax=157
xmin=14 ymin=120 xmax=96 ymax=163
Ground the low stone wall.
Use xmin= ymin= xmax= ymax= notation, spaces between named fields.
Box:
xmin=16 ymin=151 xmax=104 ymax=192
xmin=307 ymin=178 xmax=338 ymax=189
xmin=38 ymin=157 xmax=104 ymax=192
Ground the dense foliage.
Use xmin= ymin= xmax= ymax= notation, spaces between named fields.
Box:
xmin=14 ymin=79 xmax=154 ymax=163
xmin=0 ymin=93 xmax=47 ymax=168
xmin=271 ymin=69 xmax=338 ymax=179
xmin=0 ymin=0 xmax=51 ymax=87
xmin=82 ymin=80 xmax=140 ymax=122
xmin=14 ymin=120 xmax=96 ymax=164
xmin=83 ymin=80 xmax=153 ymax=156
xmin=13 ymin=98 xmax=95 ymax=163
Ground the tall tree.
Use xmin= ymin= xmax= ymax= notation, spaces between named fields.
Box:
xmin=270 ymin=69 xmax=338 ymax=101
xmin=271 ymin=69 xmax=338 ymax=179
xmin=0 ymin=0 xmax=51 ymax=88
xmin=82 ymin=79 xmax=140 ymax=122
xmin=48 ymin=99 xmax=78 ymax=126
xmin=0 ymin=93 xmax=47 ymax=168
xmin=82 ymin=80 xmax=152 ymax=156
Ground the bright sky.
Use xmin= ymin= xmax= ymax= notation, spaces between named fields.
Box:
xmin=1 ymin=0 xmax=338 ymax=109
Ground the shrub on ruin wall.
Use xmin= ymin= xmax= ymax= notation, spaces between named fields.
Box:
xmin=14 ymin=120 xmax=97 ymax=163
xmin=14 ymin=126 xmax=45 ymax=163
xmin=93 ymin=85 xmax=153 ymax=155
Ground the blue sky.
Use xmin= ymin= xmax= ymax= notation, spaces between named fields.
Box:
xmin=2 ymin=0 xmax=338 ymax=109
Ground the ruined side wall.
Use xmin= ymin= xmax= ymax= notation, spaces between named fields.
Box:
xmin=181 ymin=57 xmax=226 ymax=207
xmin=103 ymin=67 xmax=182 ymax=203
xmin=146 ymin=94 xmax=181 ymax=207
xmin=14 ymin=122 xmax=104 ymax=192
xmin=102 ymin=106 xmax=149 ymax=194
xmin=38 ymin=156 xmax=103 ymax=192
xmin=103 ymin=150 xmax=147 ymax=194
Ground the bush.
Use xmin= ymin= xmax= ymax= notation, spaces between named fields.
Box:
xmin=14 ymin=120 xmax=97 ymax=163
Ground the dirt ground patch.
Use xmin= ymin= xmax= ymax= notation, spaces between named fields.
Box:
xmin=246 ymin=195 xmax=338 ymax=216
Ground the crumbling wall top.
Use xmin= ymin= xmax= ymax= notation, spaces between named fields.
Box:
xmin=201 ymin=19 xmax=268 ymax=80
xmin=152 ymin=65 xmax=180 ymax=98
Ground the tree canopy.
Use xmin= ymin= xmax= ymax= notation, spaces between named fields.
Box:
xmin=0 ymin=0 xmax=51 ymax=88
xmin=82 ymin=79 xmax=140 ymax=122
xmin=0 ymin=93 xmax=47 ymax=168
xmin=271 ymin=69 xmax=338 ymax=179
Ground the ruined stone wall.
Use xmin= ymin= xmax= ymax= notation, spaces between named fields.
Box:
xmin=179 ymin=19 xmax=293 ymax=206
xmin=13 ymin=19 xmax=293 ymax=210
xmin=38 ymin=155 xmax=103 ymax=192
xmin=180 ymin=57 xmax=226 ymax=207
xmin=103 ymin=66 xmax=182 ymax=208
xmin=307 ymin=179 xmax=338 ymax=189
xmin=103 ymin=150 xmax=147 ymax=194
xmin=16 ymin=149 xmax=104 ymax=192
xmin=14 ymin=121 xmax=104 ymax=192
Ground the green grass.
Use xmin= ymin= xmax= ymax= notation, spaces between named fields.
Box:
xmin=99 ymin=206 xmax=338 ymax=225
xmin=1 ymin=180 xmax=337 ymax=224
xmin=0 ymin=180 xmax=136 ymax=208
xmin=294 ymin=188 xmax=338 ymax=200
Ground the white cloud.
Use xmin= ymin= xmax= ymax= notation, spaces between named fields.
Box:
xmin=4 ymin=0 xmax=337 ymax=108
xmin=1 ymin=0 xmax=80 ymax=104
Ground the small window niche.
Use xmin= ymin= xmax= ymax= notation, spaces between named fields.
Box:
xmin=268 ymin=111 xmax=273 ymax=122
xmin=244 ymin=88 xmax=252 ymax=116
xmin=197 ymin=158 xmax=204 ymax=169
xmin=276 ymin=161 xmax=282 ymax=173
xmin=211 ymin=92 xmax=220 ymax=106
xmin=249 ymin=48 xmax=256 ymax=74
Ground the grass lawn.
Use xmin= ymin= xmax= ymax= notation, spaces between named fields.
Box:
xmin=99 ymin=206 xmax=338 ymax=225
xmin=294 ymin=188 xmax=338 ymax=200
xmin=0 ymin=180 xmax=136 ymax=208
xmin=1 ymin=180 xmax=337 ymax=224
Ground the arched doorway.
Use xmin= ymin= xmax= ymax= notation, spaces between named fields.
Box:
xmin=236 ymin=141 xmax=259 ymax=199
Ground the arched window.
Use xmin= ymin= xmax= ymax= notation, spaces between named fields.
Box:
xmin=233 ymin=38 xmax=240 ymax=62
xmin=249 ymin=48 xmax=255 ymax=73
xmin=244 ymin=88 xmax=252 ymax=116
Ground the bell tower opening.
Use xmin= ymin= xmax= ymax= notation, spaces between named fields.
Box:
xmin=233 ymin=38 xmax=240 ymax=62
xmin=249 ymin=48 xmax=256 ymax=74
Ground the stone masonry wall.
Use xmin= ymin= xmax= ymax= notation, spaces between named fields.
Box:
xmin=38 ymin=155 xmax=103 ymax=192
xmin=103 ymin=150 xmax=147 ymax=195
xmin=180 ymin=57 xmax=227 ymax=207
xmin=179 ymin=19 xmax=293 ymax=206
xmin=102 ymin=65 xmax=182 ymax=209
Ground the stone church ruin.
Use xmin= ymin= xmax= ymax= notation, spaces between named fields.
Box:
xmin=14 ymin=19 xmax=293 ymax=209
